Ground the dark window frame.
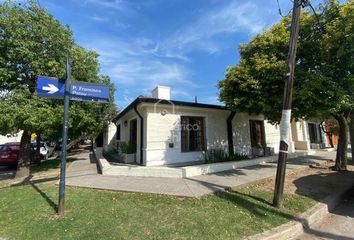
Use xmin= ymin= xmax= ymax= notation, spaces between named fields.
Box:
xmin=308 ymin=123 xmax=318 ymax=143
xmin=116 ymin=124 xmax=121 ymax=141
xmin=181 ymin=116 xmax=206 ymax=152
xmin=129 ymin=118 xmax=138 ymax=152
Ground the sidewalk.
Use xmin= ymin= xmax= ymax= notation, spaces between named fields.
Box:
xmin=65 ymin=150 xmax=336 ymax=198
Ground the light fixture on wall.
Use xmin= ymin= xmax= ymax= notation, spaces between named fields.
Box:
xmin=124 ymin=120 xmax=128 ymax=127
xmin=161 ymin=109 xmax=168 ymax=116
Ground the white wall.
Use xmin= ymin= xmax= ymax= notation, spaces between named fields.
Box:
xmin=113 ymin=103 xmax=301 ymax=166
xmin=144 ymin=104 xmax=229 ymax=166
xmin=231 ymin=113 xmax=253 ymax=155
xmin=231 ymin=113 xmax=292 ymax=155
xmin=103 ymin=123 xmax=117 ymax=152
xmin=291 ymin=120 xmax=311 ymax=150
xmin=264 ymin=121 xmax=282 ymax=153
xmin=0 ymin=131 xmax=23 ymax=144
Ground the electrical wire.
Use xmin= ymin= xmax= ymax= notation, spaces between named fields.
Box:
xmin=276 ymin=0 xmax=285 ymax=17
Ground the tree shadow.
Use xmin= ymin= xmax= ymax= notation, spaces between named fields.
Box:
xmin=186 ymin=177 xmax=292 ymax=219
xmin=293 ymin=171 xmax=354 ymax=202
xmin=214 ymin=190 xmax=294 ymax=220
xmin=293 ymin=172 xmax=354 ymax=239
xmin=30 ymin=182 xmax=58 ymax=213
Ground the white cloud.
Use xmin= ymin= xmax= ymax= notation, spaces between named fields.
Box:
xmin=83 ymin=0 xmax=125 ymax=10
xmin=81 ymin=37 xmax=194 ymax=91
xmin=109 ymin=60 xmax=192 ymax=88
xmin=159 ymin=1 xmax=268 ymax=56
xmin=89 ymin=15 xmax=108 ymax=22
xmin=78 ymin=0 xmax=275 ymax=107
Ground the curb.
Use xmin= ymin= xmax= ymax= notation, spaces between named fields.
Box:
xmin=244 ymin=184 xmax=354 ymax=240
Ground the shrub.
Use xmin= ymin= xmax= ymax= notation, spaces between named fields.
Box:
xmin=119 ymin=141 xmax=136 ymax=154
xmin=202 ymin=148 xmax=249 ymax=163
xmin=103 ymin=147 xmax=118 ymax=155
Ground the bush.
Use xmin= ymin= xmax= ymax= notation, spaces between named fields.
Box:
xmin=103 ymin=147 xmax=118 ymax=155
xmin=202 ymin=148 xmax=249 ymax=163
xmin=119 ymin=141 xmax=136 ymax=154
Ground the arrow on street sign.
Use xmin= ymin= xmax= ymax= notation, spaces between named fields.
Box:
xmin=37 ymin=76 xmax=65 ymax=99
xmin=36 ymin=76 xmax=110 ymax=102
xmin=42 ymin=84 xmax=59 ymax=94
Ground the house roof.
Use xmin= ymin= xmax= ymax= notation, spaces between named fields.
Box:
xmin=114 ymin=96 xmax=229 ymax=122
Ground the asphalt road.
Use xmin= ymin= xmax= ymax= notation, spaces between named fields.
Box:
xmin=0 ymin=166 xmax=15 ymax=180
xmin=297 ymin=187 xmax=354 ymax=240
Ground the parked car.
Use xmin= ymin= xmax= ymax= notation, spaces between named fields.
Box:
xmin=0 ymin=142 xmax=20 ymax=167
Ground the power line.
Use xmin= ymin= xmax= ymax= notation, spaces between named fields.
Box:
xmin=277 ymin=0 xmax=285 ymax=17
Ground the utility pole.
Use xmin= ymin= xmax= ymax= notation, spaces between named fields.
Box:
xmin=58 ymin=58 xmax=72 ymax=215
xmin=273 ymin=0 xmax=302 ymax=207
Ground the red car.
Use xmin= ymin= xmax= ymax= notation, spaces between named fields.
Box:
xmin=0 ymin=142 xmax=20 ymax=167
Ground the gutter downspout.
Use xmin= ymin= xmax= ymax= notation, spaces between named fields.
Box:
xmin=227 ymin=111 xmax=236 ymax=156
xmin=133 ymin=105 xmax=144 ymax=166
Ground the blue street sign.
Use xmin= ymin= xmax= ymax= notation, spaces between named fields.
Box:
xmin=70 ymin=81 xmax=110 ymax=102
xmin=37 ymin=76 xmax=110 ymax=102
xmin=37 ymin=76 xmax=65 ymax=99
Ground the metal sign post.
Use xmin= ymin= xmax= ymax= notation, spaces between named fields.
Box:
xmin=36 ymin=60 xmax=110 ymax=215
xmin=58 ymin=58 xmax=72 ymax=215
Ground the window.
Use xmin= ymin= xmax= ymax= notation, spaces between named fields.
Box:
xmin=308 ymin=123 xmax=318 ymax=143
xmin=249 ymin=120 xmax=265 ymax=148
xmin=116 ymin=124 xmax=121 ymax=141
xmin=181 ymin=116 xmax=206 ymax=152
xmin=129 ymin=119 xmax=137 ymax=150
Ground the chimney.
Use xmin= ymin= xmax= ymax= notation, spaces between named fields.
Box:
xmin=152 ymin=86 xmax=171 ymax=100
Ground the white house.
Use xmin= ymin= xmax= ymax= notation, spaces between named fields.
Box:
xmin=103 ymin=86 xmax=327 ymax=166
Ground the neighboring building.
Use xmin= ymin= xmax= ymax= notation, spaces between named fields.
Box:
xmin=103 ymin=86 xmax=328 ymax=166
xmin=0 ymin=131 xmax=23 ymax=144
xmin=291 ymin=120 xmax=328 ymax=150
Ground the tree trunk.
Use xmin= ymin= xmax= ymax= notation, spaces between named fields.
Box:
xmin=320 ymin=121 xmax=334 ymax=148
xmin=332 ymin=114 xmax=349 ymax=171
xmin=34 ymin=133 xmax=41 ymax=164
xmin=328 ymin=133 xmax=334 ymax=148
xmin=350 ymin=112 xmax=354 ymax=164
xmin=15 ymin=129 xmax=31 ymax=178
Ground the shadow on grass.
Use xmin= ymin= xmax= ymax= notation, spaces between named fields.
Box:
xmin=215 ymin=191 xmax=294 ymax=220
xmin=30 ymin=182 xmax=58 ymax=213
xmin=30 ymin=157 xmax=78 ymax=174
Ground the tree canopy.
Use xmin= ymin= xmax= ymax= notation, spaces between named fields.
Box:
xmin=0 ymin=0 xmax=118 ymax=174
xmin=218 ymin=1 xmax=354 ymax=170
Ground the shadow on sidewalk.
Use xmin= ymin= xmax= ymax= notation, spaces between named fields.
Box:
xmin=297 ymin=186 xmax=354 ymax=240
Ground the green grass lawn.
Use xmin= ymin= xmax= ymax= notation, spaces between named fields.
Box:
xmin=0 ymin=183 xmax=314 ymax=240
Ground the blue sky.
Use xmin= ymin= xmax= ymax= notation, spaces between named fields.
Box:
xmin=33 ymin=0 xmax=322 ymax=109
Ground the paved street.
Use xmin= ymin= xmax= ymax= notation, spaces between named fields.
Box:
xmin=297 ymin=187 xmax=354 ymax=240
xmin=0 ymin=166 xmax=15 ymax=180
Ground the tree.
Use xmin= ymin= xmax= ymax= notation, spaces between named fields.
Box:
xmin=320 ymin=118 xmax=339 ymax=148
xmin=218 ymin=1 xmax=354 ymax=170
xmin=0 ymin=1 xmax=117 ymax=177
xmin=350 ymin=113 xmax=354 ymax=164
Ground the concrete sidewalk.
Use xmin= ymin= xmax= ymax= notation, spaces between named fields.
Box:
xmin=65 ymin=150 xmax=336 ymax=198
